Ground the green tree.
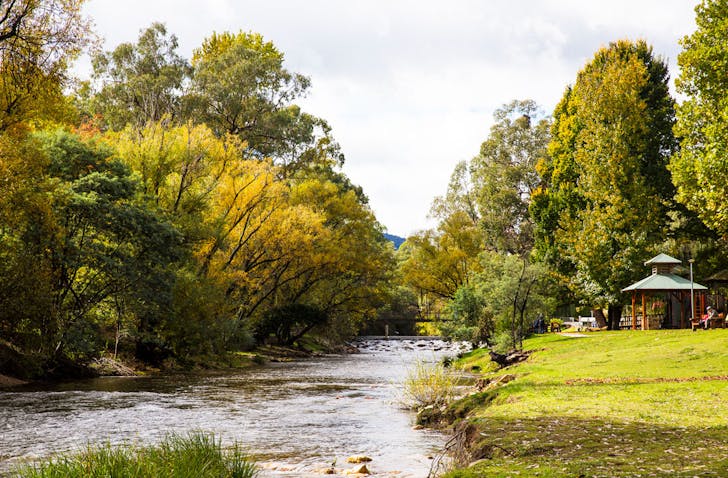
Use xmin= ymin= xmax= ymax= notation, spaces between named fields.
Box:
xmin=188 ymin=31 xmax=342 ymax=176
xmin=90 ymin=22 xmax=191 ymax=131
xmin=35 ymin=129 xmax=180 ymax=360
xmin=533 ymin=40 xmax=678 ymax=329
xmin=472 ymin=100 xmax=550 ymax=255
xmin=480 ymin=252 xmax=553 ymax=351
xmin=441 ymin=284 xmax=493 ymax=347
xmin=670 ymin=0 xmax=728 ymax=238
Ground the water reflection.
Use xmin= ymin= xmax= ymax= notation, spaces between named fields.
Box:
xmin=0 ymin=339 xmax=468 ymax=477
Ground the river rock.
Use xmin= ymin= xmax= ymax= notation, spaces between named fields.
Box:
xmin=346 ymin=455 xmax=372 ymax=463
xmin=314 ymin=467 xmax=337 ymax=474
xmin=343 ymin=464 xmax=370 ymax=475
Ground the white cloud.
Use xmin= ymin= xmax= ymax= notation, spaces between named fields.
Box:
xmin=80 ymin=0 xmax=699 ymax=236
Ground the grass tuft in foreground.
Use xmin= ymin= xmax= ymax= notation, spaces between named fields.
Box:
xmin=14 ymin=432 xmax=257 ymax=478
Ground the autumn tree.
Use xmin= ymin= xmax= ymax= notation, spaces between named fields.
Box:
xmin=0 ymin=0 xmax=92 ymax=130
xmin=533 ymin=40 xmax=678 ymax=329
xmin=111 ymin=119 xmax=392 ymax=347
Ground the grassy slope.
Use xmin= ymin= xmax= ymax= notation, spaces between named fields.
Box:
xmin=447 ymin=330 xmax=728 ymax=477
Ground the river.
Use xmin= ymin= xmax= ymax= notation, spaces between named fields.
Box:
xmin=0 ymin=338 xmax=468 ymax=477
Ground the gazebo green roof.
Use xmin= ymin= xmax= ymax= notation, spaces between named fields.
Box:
xmin=622 ymin=273 xmax=707 ymax=292
xmin=644 ymin=253 xmax=682 ymax=266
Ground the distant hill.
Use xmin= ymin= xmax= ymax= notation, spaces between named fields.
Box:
xmin=383 ymin=233 xmax=406 ymax=249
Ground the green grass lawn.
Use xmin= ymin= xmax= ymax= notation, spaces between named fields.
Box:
xmin=445 ymin=330 xmax=728 ymax=477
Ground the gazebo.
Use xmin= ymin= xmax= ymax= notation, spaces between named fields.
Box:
xmin=621 ymin=253 xmax=708 ymax=330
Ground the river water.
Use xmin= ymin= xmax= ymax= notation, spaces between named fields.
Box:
xmin=0 ymin=339 xmax=468 ymax=477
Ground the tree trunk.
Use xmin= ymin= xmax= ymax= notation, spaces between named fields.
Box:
xmin=592 ymin=308 xmax=607 ymax=328
xmin=607 ymin=304 xmax=623 ymax=330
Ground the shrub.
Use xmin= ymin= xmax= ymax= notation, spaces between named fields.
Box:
xmin=401 ymin=359 xmax=458 ymax=410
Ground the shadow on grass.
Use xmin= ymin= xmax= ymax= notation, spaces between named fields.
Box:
xmin=445 ymin=415 xmax=728 ymax=477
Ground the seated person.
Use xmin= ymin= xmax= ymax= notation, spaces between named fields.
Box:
xmin=700 ymin=306 xmax=717 ymax=329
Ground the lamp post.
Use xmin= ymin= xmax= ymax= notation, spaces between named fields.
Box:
xmin=689 ymin=258 xmax=695 ymax=322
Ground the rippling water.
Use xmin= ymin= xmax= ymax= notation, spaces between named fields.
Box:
xmin=0 ymin=339 xmax=468 ymax=477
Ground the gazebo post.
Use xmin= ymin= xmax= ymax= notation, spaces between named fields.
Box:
xmin=632 ymin=293 xmax=637 ymax=330
xmin=642 ymin=293 xmax=647 ymax=330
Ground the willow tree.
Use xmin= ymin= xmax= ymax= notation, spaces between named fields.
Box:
xmin=532 ymin=40 xmax=678 ymax=329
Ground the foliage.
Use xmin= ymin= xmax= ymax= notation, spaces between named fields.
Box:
xmin=0 ymin=0 xmax=94 ymax=131
xmin=91 ymin=22 xmax=191 ymax=130
xmin=471 ymin=100 xmax=550 ymax=255
xmin=670 ymin=0 xmax=728 ymax=239
xmin=532 ymin=40 xmax=679 ymax=328
xmin=36 ymin=129 xmax=181 ymax=359
xmin=441 ymin=284 xmax=493 ymax=347
xmin=188 ymin=31 xmax=342 ymax=176
xmin=399 ymin=216 xmax=480 ymax=303
xmin=480 ymin=252 xmax=554 ymax=351
xmin=14 ymin=432 xmax=258 ymax=478
xmin=110 ymin=119 xmax=391 ymax=353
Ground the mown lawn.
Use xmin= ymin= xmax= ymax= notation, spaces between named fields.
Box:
xmin=446 ymin=330 xmax=728 ymax=477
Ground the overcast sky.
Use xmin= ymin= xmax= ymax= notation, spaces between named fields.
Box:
xmin=80 ymin=1 xmax=699 ymax=237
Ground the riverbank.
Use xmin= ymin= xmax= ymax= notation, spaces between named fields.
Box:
xmin=438 ymin=331 xmax=728 ymax=476
xmin=0 ymin=337 xmax=357 ymax=387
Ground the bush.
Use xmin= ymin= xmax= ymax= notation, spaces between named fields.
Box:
xmin=401 ymin=359 xmax=458 ymax=410
xmin=14 ymin=432 xmax=257 ymax=478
